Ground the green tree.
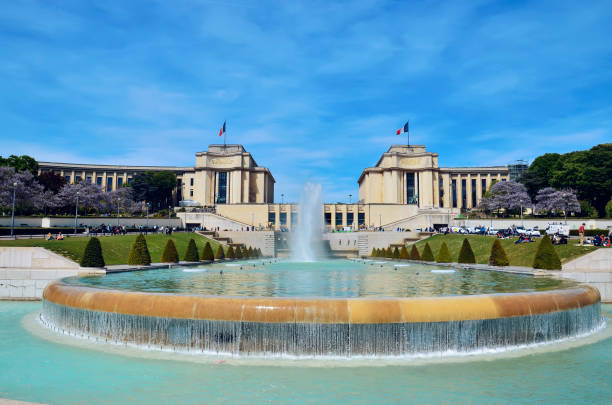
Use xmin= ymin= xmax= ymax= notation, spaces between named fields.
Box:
xmin=226 ymin=245 xmax=235 ymax=259
xmin=80 ymin=237 xmax=105 ymax=268
xmin=436 ymin=241 xmax=452 ymax=263
xmin=606 ymin=197 xmax=612 ymax=218
xmin=409 ymin=245 xmax=421 ymax=260
xmin=127 ymin=234 xmax=151 ymax=265
xmin=579 ymin=200 xmax=598 ymax=218
xmin=183 ymin=238 xmax=199 ymax=262
xmin=392 ymin=246 xmax=400 ymax=259
xmin=235 ymin=246 xmax=243 ymax=259
xmin=215 ymin=245 xmax=225 ymax=260
xmin=371 ymin=248 xmax=378 ymax=257
xmin=521 ymin=153 xmax=561 ymax=198
xmin=247 ymin=247 xmax=254 ymax=258
xmin=161 ymin=239 xmax=179 ymax=263
xmin=457 ymin=238 xmax=476 ymax=264
xmin=385 ymin=247 xmax=393 ymax=258
xmin=532 ymin=235 xmax=562 ymax=270
xmin=399 ymin=246 xmax=409 ymax=259
xmin=130 ymin=171 xmax=178 ymax=210
xmin=421 ymin=243 xmax=435 ymax=262
xmin=0 ymin=155 xmax=39 ymax=175
xmin=488 ymin=239 xmax=509 ymax=266
xmin=256 ymin=248 xmax=263 ymax=258
xmin=202 ymin=242 xmax=214 ymax=261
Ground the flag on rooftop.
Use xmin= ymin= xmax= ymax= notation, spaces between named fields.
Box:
xmin=218 ymin=121 xmax=226 ymax=137
xmin=396 ymin=121 xmax=409 ymax=135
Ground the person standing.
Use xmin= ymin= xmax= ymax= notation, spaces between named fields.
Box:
xmin=579 ymin=223 xmax=585 ymax=246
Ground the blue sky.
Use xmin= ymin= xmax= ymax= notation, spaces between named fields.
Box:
xmin=1 ymin=0 xmax=611 ymax=202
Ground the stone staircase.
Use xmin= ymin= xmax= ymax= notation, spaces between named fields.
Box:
xmin=195 ymin=231 xmax=245 ymax=251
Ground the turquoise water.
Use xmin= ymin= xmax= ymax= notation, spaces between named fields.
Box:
xmin=1 ymin=302 xmax=611 ymax=404
xmin=66 ymin=259 xmax=574 ymax=297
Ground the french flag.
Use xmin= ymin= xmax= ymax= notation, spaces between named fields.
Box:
xmin=218 ymin=121 xmax=226 ymax=137
xmin=396 ymin=121 xmax=409 ymax=135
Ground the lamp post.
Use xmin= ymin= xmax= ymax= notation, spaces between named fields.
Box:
xmin=349 ymin=194 xmax=352 ymax=204
xmin=281 ymin=194 xmax=284 ymax=205
xmin=10 ymin=182 xmax=17 ymax=239
xmin=116 ymin=197 xmax=120 ymax=227
xmin=74 ymin=191 xmax=80 ymax=235
xmin=145 ymin=202 xmax=150 ymax=230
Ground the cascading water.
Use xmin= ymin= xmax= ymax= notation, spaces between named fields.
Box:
xmin=290 ymin=183 xmax=324 ymax=261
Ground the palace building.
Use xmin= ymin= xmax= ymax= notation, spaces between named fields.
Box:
xmin=38 ymin=144 xmax=509 ymax=230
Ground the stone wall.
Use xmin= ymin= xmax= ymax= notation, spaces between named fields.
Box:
xmin=217 ymin=230 xmax=275 ymax=257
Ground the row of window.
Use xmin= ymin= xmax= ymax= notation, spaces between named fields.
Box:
xmin=447 ymin=177 xmax=505 ymax=208
xmin=266 ymin=212 xmax=366 ymax=226
xmin=63 ymin=174 xmax=133 ymax=191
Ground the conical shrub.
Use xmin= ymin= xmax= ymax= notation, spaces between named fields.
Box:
xmin=247 ymin=247 xmax=254 ymax=258
xmin=399 ymin=246 xmax=409 ymax=259
xmin=183 ymin=238 xmax=199 ymax=262
xmin=235 ymin=246 xmax=243 ymax=259
xmin=409 ymin=245 xmax=421 ymax=260
xmin=489 ymin=239 xmax=509 ymax=266
xmin=202 ymin=242 xmax=214 ymax=261
xmin=161 ymin=239 xmax=179 ymax=263
xmin=392 ymin=246 xmax=400 ymax=259
xmin=371 ymin=248 xmax=378 ymax=257
xmin=532 ymin=235 xmax=562 ymax=270
xmin=457 ymin=238 xmax=476 ymax=264
xmin=215 ymin=245 xmax=225 ymax=260
xmin=421 ymin=242 xmax=435 ymax=262
xmin=128 ymin=234 xmax=151 ymax=265
xmin=226 ymin=245 xmax=235 ymax=259
xmin=80 ymin=237 xmax=105 ymax=268
xmin=436 ymin=241 xmax=452 ymax=263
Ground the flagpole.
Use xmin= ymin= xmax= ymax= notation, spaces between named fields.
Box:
xmin=407 ymin=120 xmax=409 ymax=146
xmin=224 ymin=120 xmax=226 ymax=148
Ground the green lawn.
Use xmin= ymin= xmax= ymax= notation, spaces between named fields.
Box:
xmin=414 ymin=234 xmax=598 ymax=268
xmin=0 ymin=233 xmax=225 ymax=266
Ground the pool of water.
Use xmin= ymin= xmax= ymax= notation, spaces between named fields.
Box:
xmin=0 ymin=301 xmax=610 ymax=404
xmin=65 ymin=259 xmax=575 ymax=297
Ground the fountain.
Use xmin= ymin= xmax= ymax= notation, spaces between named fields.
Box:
xmin=290 ymin=183 xmax=324 ymax=261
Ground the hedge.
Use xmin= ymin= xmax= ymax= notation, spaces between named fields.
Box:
xmin=226 ymin=245 xmax=235 ymax=259
xmin=488 ymin=239 xmax=509 ymax=266
xmin=235 ymin=246 xmax=243 ymax=260
xmin=371 ymin=248 xmax=378 ymax=257
xmin=532 ymin=235 xmax=562 ymax=270
xmin=183 ymin=238 xmax=199 ymax=262
xmin=215 ymin=245 xmax=225 ymax=260
xmin=80 ymin=237 xmax=105 ymax=268
xmin=436 ymin=241 xmax=452 ymax=263
xmin=127 ymin=234 xmax=151 ymax=265
xmin=161 ymin=239 xmax=179 ymax=263
xmin=569 ymin=229 xmax=609 ymax=237
xmin=399 ymin=246 xmax=409 ymax=259
xmin=457 ymin=238 xmax=476 ymax=264
xmin=201 ymin=242 xmax=214 ymax=261
xmin=409 ymin=245 xmax=421 ymax=260
xmin=421 ymin=242 xmax=435 ymax=262
xmin=392 ymin=246 xmax=400 ymax=259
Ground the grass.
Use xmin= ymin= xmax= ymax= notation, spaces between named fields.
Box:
xmin=414 ymin=234 xmax=598 ymax=268
xmin=0 ymin=233 xmax=226 ymax=266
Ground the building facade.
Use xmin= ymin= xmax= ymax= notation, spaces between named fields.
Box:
xmin=39 ymin=144 xmax=508 ymax=230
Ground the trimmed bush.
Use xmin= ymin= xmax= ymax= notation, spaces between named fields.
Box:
xmin=392 ymin=246 xmax=400 ymax=259
xmin=127 ymin=234 xmax=151 ymax=265
xmin=488 ymin=239 xmax=509 ymax=266
xmin=457 ymin=238 xmax=476 ymax=264
xmin=235 ymin=246 xmax=243 ymax=260
xmin=215 ymin=245 xmax=225 ymax=260
xmin=201 ymin=242 xmax=214 ymax=262
xmin=569 ymin=229 xmax=608 ymax=237
xmin=183 ymin=238 xmax=199 ymax=262
xmin=371 ymin=248 xmax=378 ymax=257
xmin=247 ymin=247 xmax=254 ymax=258
xmin=399 ymin=246 xmax=409 ymax=260
xmin=409 ymin=245 xmax=421 ymax=260
xmin=161 ymin=239 xmax=179 ymax=263
xmin=421 ymin=243 xmax=435 ymax=262
xmin=80 ymin=237 xmax=105 ymax=268
xmin=226 ymin=245 xmax=235 ymax=259
xmin=532 ymin=235 xmax=562 ymax=270
xmin=436 ymin=241 xmax=452 ymax=263
xmin=385 ymin=247 xmax=393 ymax=258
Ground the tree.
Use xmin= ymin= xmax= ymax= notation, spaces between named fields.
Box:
xmin=385 ymin=247 xmax=393 ymax=259
xmin=488 ymin=239 xmax=509 ymax=266
xmin=478 ymin=181 xmax=531 ymax=216
xmin=226 ymin=245 xmax=235 ymax=259
xmin=202 ymin=242 xmax=214 ymax=261
xmin=392 ymin=246 xmax=400 ymax=259
xmin=457 ymin=238 xmax=476 ymax=264
xmin=436 ymin=241 xmax=452 ymax=263
xmin=421 ymin=243 xmax=435 ymax=262
xmin=235 ymin=246 xmax=243 ymax=259
xmin=38 ymin=171 xmax=67 ymax=194
xmin=80 ymin=237 xmax=105 ymax=268
xmin=606 ymin=198 xmax=612 ymax=218
xmin=536 ymin=187 xmax=581 ymax=221
xmin=578 ymin=200 xmax=598 ymax=218
xmin=247 ymin=247 xmax=254 ymax=258
xmin=532 ymin=235 xmax=561 ymax=270
xmin=409 ymin=245 xmax=421 ymax=260
xmin=184 ymin=238 xmax=199 ymax=261
xmin=521 ymin=153 xmax=561 ymax=198
xmin=371 ymin=248 xmax=378 ymax=257
xmin=0 ymin=167 xmax=45 ymax=215
xmin=56 ymin=182 xmax=105 ymax=215
xmin=127 ymin=234 xmax=151 ymax=265
xmin=161 ymin=239 xmax=179 ymax=263
xmin=0 ymin=155 xmax=38 ymax=175
xmin=256 ymin=248 xmax=262 ymax=258
xmin=399 ymin=246 xmax=409 ymax=259
xmin=215 ymin=245 xmax=225 ymax=260
xmin=130 ymin=171 xmax=177 ymax=210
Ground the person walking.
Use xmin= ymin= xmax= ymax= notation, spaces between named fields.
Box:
xmin=579 ymin=223 xmax=585 ymax=246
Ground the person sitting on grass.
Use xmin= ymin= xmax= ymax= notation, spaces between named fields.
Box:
xmin=45 ymin=232 xmax=53 ymax=241
xmin=57 ymin=232 xmax=64 ymax=241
